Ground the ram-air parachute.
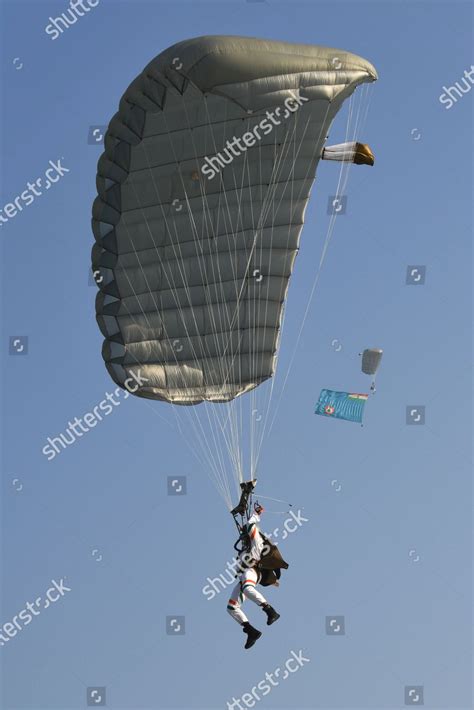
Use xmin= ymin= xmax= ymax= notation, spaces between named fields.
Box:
xmin=91 ymin=36 xmax=377 ymax=507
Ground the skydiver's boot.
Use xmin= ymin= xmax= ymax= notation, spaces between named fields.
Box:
xmin=261 ymin=603 xmax=280 ymax=626
xmin=242 ymin=621 xmax=262 ymax=649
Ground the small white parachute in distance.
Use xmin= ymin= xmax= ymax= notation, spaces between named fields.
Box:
xmin=361 ymin=348 xmax=383 ymax=393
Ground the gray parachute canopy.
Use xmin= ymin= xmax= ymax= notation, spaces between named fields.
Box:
xmin=361 ymin=348 xmax=383 ymax=375
xmin=92 ymin=35 xmax=377 ymax=405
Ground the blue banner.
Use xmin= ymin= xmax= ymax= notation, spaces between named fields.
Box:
xmin=315 ymin=389 xmax=368 ymax=424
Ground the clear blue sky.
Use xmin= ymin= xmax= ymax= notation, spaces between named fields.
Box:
xmin=1 ymin=1 xmax=472 ymax=709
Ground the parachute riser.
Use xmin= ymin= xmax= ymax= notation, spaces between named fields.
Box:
xmin=231 ymin=480 xmax=257 ymax=549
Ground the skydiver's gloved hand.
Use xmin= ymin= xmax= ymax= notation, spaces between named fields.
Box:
xmin=254 ymin=502 xmax=265 ymax=515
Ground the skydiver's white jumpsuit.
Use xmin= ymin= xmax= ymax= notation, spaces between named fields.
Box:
xmin=227 ymin=513 xmax=269 ymax=625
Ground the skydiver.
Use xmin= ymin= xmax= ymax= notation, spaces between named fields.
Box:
xmin=227 ymin=503 xmax=281 ymax=649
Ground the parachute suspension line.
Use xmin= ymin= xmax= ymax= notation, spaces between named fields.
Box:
xmin=200 ymin=97 xmax=285 ymax=498
xmin=194 ymin=84 xmax=319 ymax=497
xmin=249 ymin=111 xmax=301 ymax=481
xmin=190 ymin=103 xmax=256 ymax=487
xmin=195 ymin=99 xmax=266 ymax=498
xmin=248 ymin=134 xmax=262 ymax=481
xmin=214 ymin=96 xmax=326 ymax=478
xmin=222 ymin=109 xmax=264 ymax=493
xmin=192 ymin=100 xmax=266 ymax=499
xmin=253 ymin=114 xmax=309 ymax=471
xmin=247 ymin=116 xmax=262 ymax=483
xmin=249 ymin=109 xmax=307 ymax=478
xmin=161 ymin=157 xmax=237 ymax=501
xmin=250 ymin=107 xmax=309 ymax=475
xmin=169 ymin=90 xmax=282 ymax=502
xmin=245 ymin=107 xmax=312 ymax=482
xmin=197 ymin=94 xmax=308 ymax=497
xmin=226 ymin=107 xmax=300 ymax=489
xmin=179 ymin=88 xmax=313 ymax=499
xmin=156 ymin=93 xmax=286 ymax=506
xmin=261 ymin=114 xmax=352 ymax=448
xmin=160 ymin=102 xmax=241 ymax=498
xmin=252 ymin=100 xmax=333 ymax=469
xmin=256 ymin=83 xmax=374 ymax=461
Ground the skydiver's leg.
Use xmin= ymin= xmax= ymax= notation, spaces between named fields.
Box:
xmin=241 ymin=568 xmax=281 ymax=626
xmin=240 ymin=568 xmax=268 ymax=607
xmin=228 ymin=578 xmax=263 ymax=649
xmin=227 ymin=581 xmax=248 ymax=624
